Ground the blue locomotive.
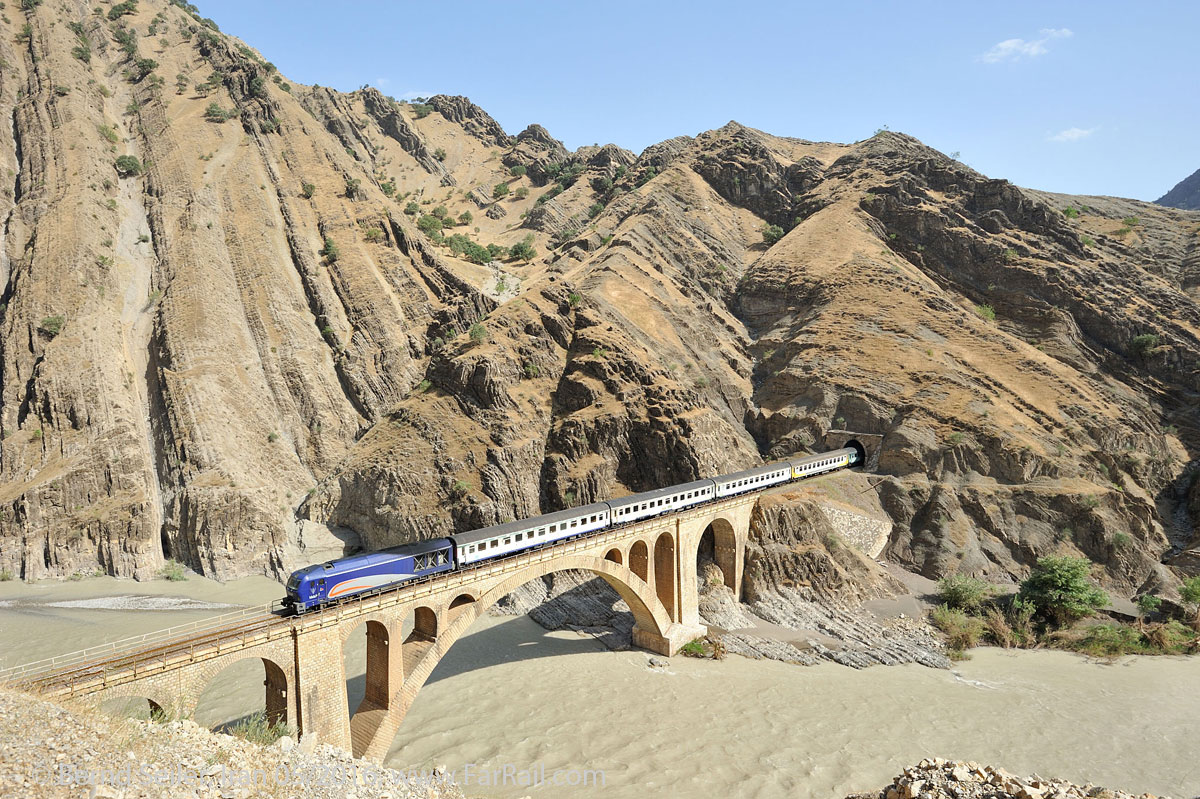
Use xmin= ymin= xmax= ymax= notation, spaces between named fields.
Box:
xmin=284 ymin=446 xmax=861 ymax=613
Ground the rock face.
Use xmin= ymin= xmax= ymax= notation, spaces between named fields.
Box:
xmin=0 ymin=0 xmax=1198 ymax=605
xmin=1156 ymin=167 xmax=1200 ymax=210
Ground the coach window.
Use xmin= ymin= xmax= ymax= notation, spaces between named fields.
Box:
xmin=516 ymin=533 xmax=523 ymax=542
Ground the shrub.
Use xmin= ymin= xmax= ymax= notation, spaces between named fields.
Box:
xmin=301 ymin=182 xmax=316 ymax=199
xmin=936 ymin=575 xmax=993 ymax=613
xmin=1062 ymin=206 xmax=1080 ymax=219
xmin=509 ymin=165 xmax=526 ymax=178
xmin=0 ymin=569 xmax=12 ymax=581
xmin=1111 ymin=531 xmax=1132 ymax=550
xmin=108 ymin=0 xmax=138 ymax=21
xmin=16 ymin=23 xmax=32 ymax=44
xmin=73 ymin=42 xmax=92 ymax=62
xmin=468 ymin=322 xmax=486 ymax=344
xmin=267 ymin=432 xmax=279 ymax=443
xmin=947 ymin=431 xmax=964 ymax=446
xmin=450 ymin=479 xmax=470 ymax=498
xmin=344 ymin=177 xmax=361 ymax=199
xmin=416 ymin=379 xmax=431 ymax=392
xmin=39 ymin=315 xmax=65 ymax=338
xmin=380 ymin=181 xmax=395 ymax=197
xmin=523 ymin=362 xmax=540 ymax=379
xmin=636 ymin=167 xmax=657 ymax=187
xmin=410 ymin=103 xmax=433 ymax=119
xmin=1018 ymin=555 xmax=1108 ymax=627
xmin=1122 ymin=216 xmax=1139 ymax=227
xmin=1130 ymin=333 xmax=1159 ymax=358
xmin=363 ymin=227 xmax=383 ymax=243
xmin=982 ymin=606 xmax=1014 ymax=648
xmin=1136 ymin=594 xmax=1162 ymax=618
xmin=537 ymin=185 xmax=563 ymax=205
xmin=1181 ymin=575 xmax=1200 ymax=621
xmin=431 ymin=205 xmax=449 ymax=219
xmin=417 ymin=214 xmax=443 ymax=235
xmin=98 ymin=124 xmax=120 ymax=144
xmin=591 ymin=176 xmax=613 ymax=195
xmin=514 ymin=186 xmax=529 ymax=199
xmin=587 ymin=202 xmax=605 ymax=219
xmin=493 ymin=181 xmax=510 ymax=200
xmin=320 ymin=237 xmax=339 ymax=262
xmin=567 ymin=292 xmax=581 ymax=308
xmin=508 ymin=233 xmax=536 ymax=262
xmin=125 ymin=57 xmax=158 ymax=83
xmin=680 ymin=639 xmax=706 ymax=657
xmin=929 ymin=605 xmax=984 ymax=650
xmin=761 ymin=224 xmax=785 ymax=246
xmin=114 ymin=155 xmax=142 ymax=177
xmin=458 ymin=210 xmax=473 ymax=226
xmin=404 ymin=201 xmax=420 ymax=215
xmin=974 ymin=304 xmax=996 ymax=321
xmin=1080 ymin=235 xmax=1096 ymax=248
xmin=204 ymin=102 xmax=233 ymax=122
xmin=159 ymin=559 xmax=187 ymax=582
xmin=433 ymin=147 xmax=446 ymax=161
xmin=226 ymin=711 xmax=293 ymax=746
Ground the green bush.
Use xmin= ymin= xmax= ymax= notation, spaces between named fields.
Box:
xmin=974 ymin=304 xmax=996 ymax=321
xmin=930 ymin=605 xmax=984 ymax=649
xmin=514 ymin=186 xmax=529 ymax=199
xmin=493 ymin=182 xmax=510 ymax=200
xmin=301 ymin=182 xmax=316 ymax=199
xmin=591 ymin=176 xmax=613 ymax=195
xmin=509 ymin=164 xmax=526 ymax=178
xmin=458 ymin=210 xmax=473 ymax=226
xmin=587 ymin=202 xmax=605 ymax=219
xmin=567 ymin=292 xmax=582 ymax=308
xmin=1180 ymin=575 xmax=1200 ymax=616
xmin=450 ymin=479 xmax=470 ymax=498
xmin=114 ymin=155 xmax=142 ymax=177
xmin=433 ymin=147 xmax=446 ymax=161
xmin=226 ymin=711 xmax=293 ymax=746
xmin=364 ymin=228 xmax=383 ymax=243
xmin=344 ymin=177 xmax=361 ymax=199
xmin=404 ymin=201 xmax=420 ymax=215
xmin=680 ymin=639 xmax=706 ymax=657
xmin=761 ymin=224 xmax=785 ymax=246
xmin=508 ymin=234 xmax=536 ymax=262
xmin=320 ymin=237 xmax=339 ymax=262
xmin=1122 ymin=216 xmax=1139 ymax=227
xmin=159 ymin=559 xmax=187 ymax=582
xmin=417 ymin=214 xmax=443 ymax=236
xmin=1062 ymin=206 xmax=1080 ymax=219
xmin=1018 ymin=556 xmax=1108 ymax=627
xmin=431 ymin=205 xmax=449 ymax=219
xmin=1130 ymin=333 xmax=1159 ymax=358
xmin=39 ymin=315 xmax=65 ymax=338
xmin=0 ymin=569 xmax=12 ymax=581
xmin=936 ymin=575 xmax=993 ymax=614
xmin=1136 ymin=594 xmax=1162 ymax=617
xmin=204 ymin=102 xmax=234 ymax=123
xmin=98 ymin=124 xmax=120 ymax=144
xmin=468 ymin=322 xmax=486 ymax=344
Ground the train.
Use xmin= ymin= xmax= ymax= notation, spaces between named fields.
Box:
xmin=282 ymin=445 xmax=861 ymax=613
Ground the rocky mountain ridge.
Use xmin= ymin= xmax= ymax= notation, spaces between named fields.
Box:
xmin=0 ymin=0 xmax=1198 ymax=607
xmin=1156 ymin=166 xmax=1200 ymax=211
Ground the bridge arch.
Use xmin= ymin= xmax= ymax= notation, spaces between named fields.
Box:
xmin=194 ymin=654 xmax=290 ymax=730
xmin=100 ymin=693 xmax=168 ymax=722
xmin=629 ymin=540 xmax=649 ymax=582
xmin=695 ymin=516 xmax=738 ymax=592
xmin=353 ymin=554 xmax=672 ymax=760
xmin=654 ymin=532 xmax=677 ymax=620
xmin=604 ymin=547 xmax=623 ymax=565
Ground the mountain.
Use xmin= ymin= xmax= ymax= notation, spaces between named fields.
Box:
xmin=1156 ymin=168 xmax=1200 ymax=211
xmin=1 ymin=0 xmax=1198 ymax=598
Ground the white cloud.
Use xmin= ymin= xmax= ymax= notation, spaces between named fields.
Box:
xmin=374 ymin=77 xmax=391 ymax=88
xmin=1048 ymin=126 xmax=1097 ymax=143
xmin=399 ymin=90 xmax=436 ymax=101
xmin=980 ymin=28 xmax=1073 ymax=63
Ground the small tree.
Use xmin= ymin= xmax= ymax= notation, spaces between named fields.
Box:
xmin=417 ymin=214 xmax=443 ymax=236
xmin=204 ymin=102 xmax=230 ymax=122
xmin=937 ymin=575 xmax=993 ymax=614
xmin=1180 ymin=576 xmax=1200 ymax=627
xmin=493 ymin=181 xmax=510 ymax=200
xmin=509 ymin=164 xmax=526 ymax=178
xmin=114 ymin=155 xmax=142 ymax=177
xmin=344 ymin=177 xmax=361 ymax=199
xmin=433 ymin=147 xmax=447 ymax=161
xmin=39 ymin=315 xmax=65 ymax=339
xmin=1018 ymin=556 xmax=1108 ymax=627
xmin=320 ymin=237 xmax=340 ymax=262
xmin=468 ymin=322 xmax=487 ymax=344
xmin=508 ymin=233 xmax=536 ymax=262
xmin=514 ymin=186 xmax=529 ymax=199
xmin=762 ymin=224 xmax=785 ymax=246
xmin=458 ymin=210 xmax=473 ymax=226
xmin=1130 ymin=333 xmax=1159 ymax=359
xmin=404 ymin=201 xmax=420 ymax=215
xmin=301 ymin=182 xmax=316 ymax=199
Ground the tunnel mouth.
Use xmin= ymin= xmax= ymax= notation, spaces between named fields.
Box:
xmin=844 ymin=439 xmax=867 ymax=467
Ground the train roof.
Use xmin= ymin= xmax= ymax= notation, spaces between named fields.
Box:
xmin=713 ymin=460 xmax=792 ymax=485
xmin=791 ymin=447 xmax=854 ymax=465
xmin=451 ymin=502 xmax=611 ymax=547
xmin=292 ymin=538 xmax=453 ymax=577
xmin=606 ymin=478 xmax=715 ymax=510
xmin=381 ymin=537 xmax=454 ymax=556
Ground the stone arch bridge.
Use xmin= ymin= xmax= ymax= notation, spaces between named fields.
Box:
xmin=4 ymin=494 xmax=770 ymax=761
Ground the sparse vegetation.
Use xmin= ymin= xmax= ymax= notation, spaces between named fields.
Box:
xmin=514 ymin=186 xmax=529 ymax=199
xmin=344 ymin=177 xmax=361 ymax=199
xmin=38 ymin=315 xmax=65 ymax=338
xmin=363 ymin=227 xmax=383 ymax=243
xmin=974 ymin=304 xmax=996 ymax=321
xmin=930 ymin=605 xmax=984 ymax=650
xmin=159 ymin=559 xmax=187 ymax=582
xmin=433 ymin=147 xmax=446 ymax=161
xmin=1130 ymin=333 xmax=1159 ymax=358
xmin=1081 ymin=235 xmax=1096 ymax=248
xmin=98 ymin=124 xmax=120 ymax=145
xmin=404 ymin=201 xmax=419 ymax=215
xmin=493 ymin=181 xmax=510 ymax=200
xmin=203 ymin=102 xmax=236 ymax=123
xmin=1018 ymin=556 xmax=1108 ymax=627
xmin=937 ymin=575 xmax=992 ymax=614
xmin=300 ymin=182 xmax=316 ymax=199
xmin=567 ymin=292 xmax=582 ymax=308
xmin=761 ymin=224 xmax=785 ymax=246
xmin=1062 ymin=206 xmax=1080 ymax=219
xmin=114 ymin=155 xmax=142 ymax=177
xmin=226 ymin=711 xmax=294 ymax=746
xmin=320 ymin=237 xmax=339 ymax=262
xmin=468 ymin=322 xmax=487 ymax=344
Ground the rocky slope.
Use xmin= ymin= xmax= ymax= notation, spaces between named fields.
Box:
xmin=846 ymin=758 xmax=1163 ymax=799
xmin=1 ymin=0 xmax=1199 ymax=608
xmin=1157 ymin=167 xmax=1200 ymax=211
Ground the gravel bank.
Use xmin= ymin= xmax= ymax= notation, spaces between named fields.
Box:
xmin=0 ymin=689 xmax=466 ymax=799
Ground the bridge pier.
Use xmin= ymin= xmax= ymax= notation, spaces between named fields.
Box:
xmin=294 ymin=626 xmax=352 ymax=752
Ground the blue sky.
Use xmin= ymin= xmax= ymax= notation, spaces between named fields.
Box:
xmin=198 ymin=1 xmax=1198 ymax=201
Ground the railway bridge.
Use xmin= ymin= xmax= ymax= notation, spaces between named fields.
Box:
xmin=3 ymin=492 xmax=766 ymax=761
